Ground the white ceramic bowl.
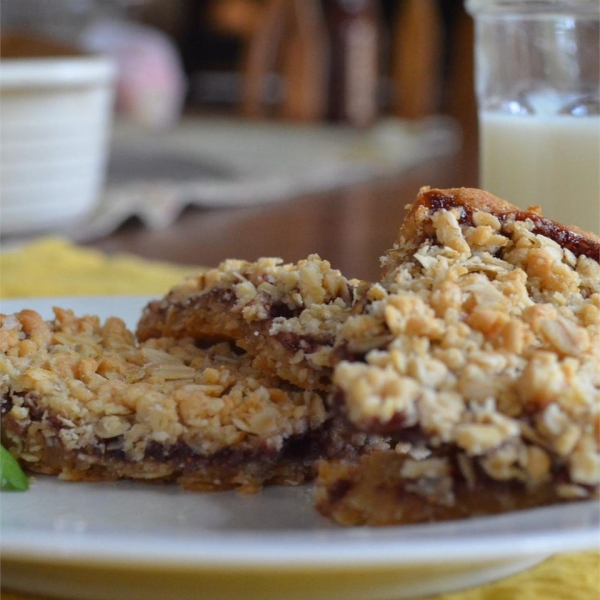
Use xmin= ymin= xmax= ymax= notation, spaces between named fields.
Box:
xmin=0 ymin=55 xmax=115 ymax=235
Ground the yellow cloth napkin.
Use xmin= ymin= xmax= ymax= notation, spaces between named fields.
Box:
xmin=0 ymin=238 xmax=195 ymax=298
xmin=1 ymin=238 xmax=598 ymax=600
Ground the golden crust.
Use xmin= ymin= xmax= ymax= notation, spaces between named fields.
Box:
xmin=383 ymin=187 xmax=600 ymax=276
xmin=315 ymin=452 xmax=573 ymax=526
xmin=408 ymin=186 xmax=600 ymax=244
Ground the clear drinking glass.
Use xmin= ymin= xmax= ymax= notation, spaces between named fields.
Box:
xmin=466 ymin=0 xmax=600 ymax=233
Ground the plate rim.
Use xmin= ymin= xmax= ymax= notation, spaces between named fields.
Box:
xmin=2 ymin=501 xmax=598 ymax=567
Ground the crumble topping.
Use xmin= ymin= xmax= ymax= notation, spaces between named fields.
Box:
xmin=334 ymin=189 xmax=600 ymax=503
xmin=142 ymin=254 xmax=355 ymax=319
xmin=1 ymin=308 xmax=330 ymax=489
xmin=137 ymin=254 xmax=365 ymax=390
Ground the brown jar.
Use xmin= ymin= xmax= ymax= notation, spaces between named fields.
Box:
xmin=323 ymin=0 xmax=381 ymax=127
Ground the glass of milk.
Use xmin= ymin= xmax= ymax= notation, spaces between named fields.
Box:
xmin=466 ymin=0 xmax=600 ymax=234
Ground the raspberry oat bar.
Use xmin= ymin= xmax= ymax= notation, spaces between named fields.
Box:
xmin=137 ymin=254 xmax=366 ymax=391
xmin=316 ymin=187 xmax=600 ymax=525
xmin=0 ymin=309 xmax=369 ymax=492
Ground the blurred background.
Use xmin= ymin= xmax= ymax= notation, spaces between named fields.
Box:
xmin=0 ymin=0 xmax=478 ymax=280
xmin=2 ymin=0 xmax=475 ymax=124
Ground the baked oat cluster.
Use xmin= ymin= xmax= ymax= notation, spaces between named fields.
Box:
xmin=137 ymin=254 xmax=365 ymax=390
xmin=0 ymin=308 xmax=333 ymax=492
xmin=2 ymin=187 xmax=598 ymax=525
xmin=317 ymin=187 xmax=600 ymax=524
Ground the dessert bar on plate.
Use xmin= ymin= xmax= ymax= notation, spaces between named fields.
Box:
xmin=137 ymin=254 xmax=366 ymax=391
xmin=1 ymin=187 xmax=598 ymax=526
xmin=0 ymin=309 xmax=376 ymax=492
xmin=316 ymin=187 xmax=600 ymax=524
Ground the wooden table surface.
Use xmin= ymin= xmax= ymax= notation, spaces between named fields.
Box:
xmin=87 ymin=128 xmax=478 ymax=282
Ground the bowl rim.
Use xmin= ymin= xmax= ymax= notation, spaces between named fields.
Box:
xmin=0 ymin=55 xmax=115 ymax=88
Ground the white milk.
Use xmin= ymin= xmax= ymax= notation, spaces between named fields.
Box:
xmin=480 ymin=112 xmax=600 ymax=234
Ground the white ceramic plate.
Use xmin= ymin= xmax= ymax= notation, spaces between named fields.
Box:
xmin=1 ymin=296 xmax=598 ymax=600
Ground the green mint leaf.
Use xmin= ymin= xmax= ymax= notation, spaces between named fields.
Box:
xmin=1 ymin=444 xmax=29 ymax=491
